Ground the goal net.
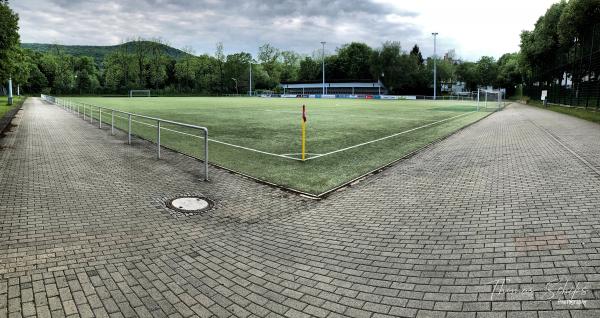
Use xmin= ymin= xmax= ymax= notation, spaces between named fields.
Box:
xmin=129 ymin=90 xmax=151 ymax=98
xmin=477 ymin=89 xmax=505 ymax=110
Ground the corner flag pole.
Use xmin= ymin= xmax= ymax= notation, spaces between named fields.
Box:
xmin=301 ymin=105 xmax=307 ymax=161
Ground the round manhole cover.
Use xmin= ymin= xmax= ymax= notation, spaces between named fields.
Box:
xmin=167 ymin=196 xmax=213 ymax=214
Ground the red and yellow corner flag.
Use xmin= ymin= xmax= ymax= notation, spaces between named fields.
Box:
xmin=301 ymin=105 xmax=307 ymax=160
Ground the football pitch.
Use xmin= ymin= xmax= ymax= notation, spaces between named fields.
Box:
xmin=68 ymin=97 xmax=497 ymax=195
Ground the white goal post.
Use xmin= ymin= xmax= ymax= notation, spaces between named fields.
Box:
xmin=476 ymin=88 xmax=505 ymax=110
xmin=129 ymin=90 xmax=151 ymax=98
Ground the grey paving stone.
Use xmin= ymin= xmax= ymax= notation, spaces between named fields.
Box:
xmin=2 ymin=100 xmax=600 ymax=317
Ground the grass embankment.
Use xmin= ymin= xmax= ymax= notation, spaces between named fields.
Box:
xmin=522 ymin=98 xmax=600 ymax=125
xmin=0 ymin=96 xmax=25 ymax=118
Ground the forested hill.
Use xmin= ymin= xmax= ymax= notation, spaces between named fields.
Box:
xmin=21 ymin=41 xmax=192 ymax=64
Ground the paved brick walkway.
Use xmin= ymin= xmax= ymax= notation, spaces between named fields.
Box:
xmin=0 ymin=98 xmax=599 ymax=318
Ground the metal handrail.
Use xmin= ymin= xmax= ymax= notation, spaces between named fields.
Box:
xmin=41 ymin=94 xmax=209 ymax=181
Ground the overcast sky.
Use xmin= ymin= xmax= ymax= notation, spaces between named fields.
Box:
xmin=12 ymin=0 xmax=557 ymax=61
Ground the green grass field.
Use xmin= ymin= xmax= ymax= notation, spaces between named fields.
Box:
xmin=66 ymin=97 xmax=496 ymax=195
xmin=1 ymin=96 xmax=24 ymax=118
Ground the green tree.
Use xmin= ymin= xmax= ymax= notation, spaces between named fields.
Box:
xmin=248 ymin=63 xmax=271 ymax=91
xmin=519 ymin=1 xmax=567 ymax=81
xmin=455 ymin=62 xmax=478 ymax=91
xmin=37 ymin=50 xmax=75 ymax=94
xmin=224 ymin=52 xmax=252 ymax=93
xmin=74 ymin=56 xmax=100 ymax=94
xmin=558 ymin=0 xmax=600 ymax=46
xmin=557 ymin=0 xmax=600 ymax=95
xmin=298 ymin=57 xmax=320 ymax=81
xmin=496 ymin=53 xmax=522 ymax=95
xmin=11 ymin=47 xmax=33 ymax=90
xmin=195 ymin=54 xmax=220 ymax=93
xmin=370 ymin=41 xmax=413 ymax=93
xmin=103 ymin=47 xmax=136 ymax=92
xmin=429 ymin=58 xmax=456 ymax=86
xmin=130 ymin=38 xmax=150 ymax=88
xmin=410 ymin=45 xmax=424 ymax=66
xmin=258 ymin=43 xmax=281 ymax=87
xmin=54 ymin=53 xmax=75 ymax=94
xmin=39 ymin=53 xmax=58 ymax=90
xmin=215 ymin=42 xmax=225 ymax=93
xmin=336 ymin=42 xmax=373 ymax=79
xmin=174 ymin=51 xmax=200 ymax=90
xmin=323 ymin=54 xmax=345 ymax=81
xmin=476 ymin=56 xmax=498 ymax=87
xmin=0 ymin=0 xmax=20 ymax=84
xmin=280 ymin=50 xmax=300 ymax=82
xmin=147 ymin=40 xmax=168 ymax=90
xmin=23 ymin=64 xmax=47 ymax=93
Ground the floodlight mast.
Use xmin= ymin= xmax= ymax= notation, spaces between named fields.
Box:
xmin=249 ymin=63 xmax=252 ymax=96
xmin=432 ymin=32 xmax=438 ymax=100
xmin=321 ymin=41 xmax=326 ymax=95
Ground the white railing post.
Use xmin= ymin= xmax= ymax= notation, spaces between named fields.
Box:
xmin=128 ymin=114 xmax=132 ymax=144
xmin=204 ymin=129 xmax=209 ymax=181
xmin=157 ymin=121 xmax=161 ymax=159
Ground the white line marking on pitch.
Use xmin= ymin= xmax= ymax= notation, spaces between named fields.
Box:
xmin=112 ymin=114 xmax=303 ymax=161
xmin=104 ymin=108 xmax=477 ymax=162
xmin=306 ymin=111 xmax=477 ymax=160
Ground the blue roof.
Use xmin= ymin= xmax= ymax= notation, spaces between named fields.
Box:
xmin=281 ymin=82 xmax=384 ymax=89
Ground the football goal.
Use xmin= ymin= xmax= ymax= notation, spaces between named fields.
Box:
xmin=477 ymin=89 xmax=505 ymax=110
xmin=129 ymin=90 xmax=151 ymax=98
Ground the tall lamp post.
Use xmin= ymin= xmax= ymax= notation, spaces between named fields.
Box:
xmin=249 ymin=63 xmax=253 ymax=96
xmin=7 ymin=77 xmax=13 ymax=105
xmin=321 ymin=41 xmax=326 ymax=95
xmin=432 ymin=32 xmax=438 ymax=100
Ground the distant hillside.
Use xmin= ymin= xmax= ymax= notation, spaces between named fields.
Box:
xmin=21 ymin=41 xmax=192 ymax=64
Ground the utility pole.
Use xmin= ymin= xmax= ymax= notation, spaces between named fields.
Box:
xmin=321 ymin=41 xmax=326 ymax=95
xmin=432 ymin=32 xmax=438 ymax=100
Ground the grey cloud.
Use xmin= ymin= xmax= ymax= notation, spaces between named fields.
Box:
xmin=12 ymin=0 xmax=423 ymax=56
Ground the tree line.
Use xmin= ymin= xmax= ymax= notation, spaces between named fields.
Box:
xmin=519 ymin=0 xmax=599 ymax=105
xmin=7 ymin=41 xmax=522 ymax=97
xmin=9 ymin=0 xmax=596 ymax=98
